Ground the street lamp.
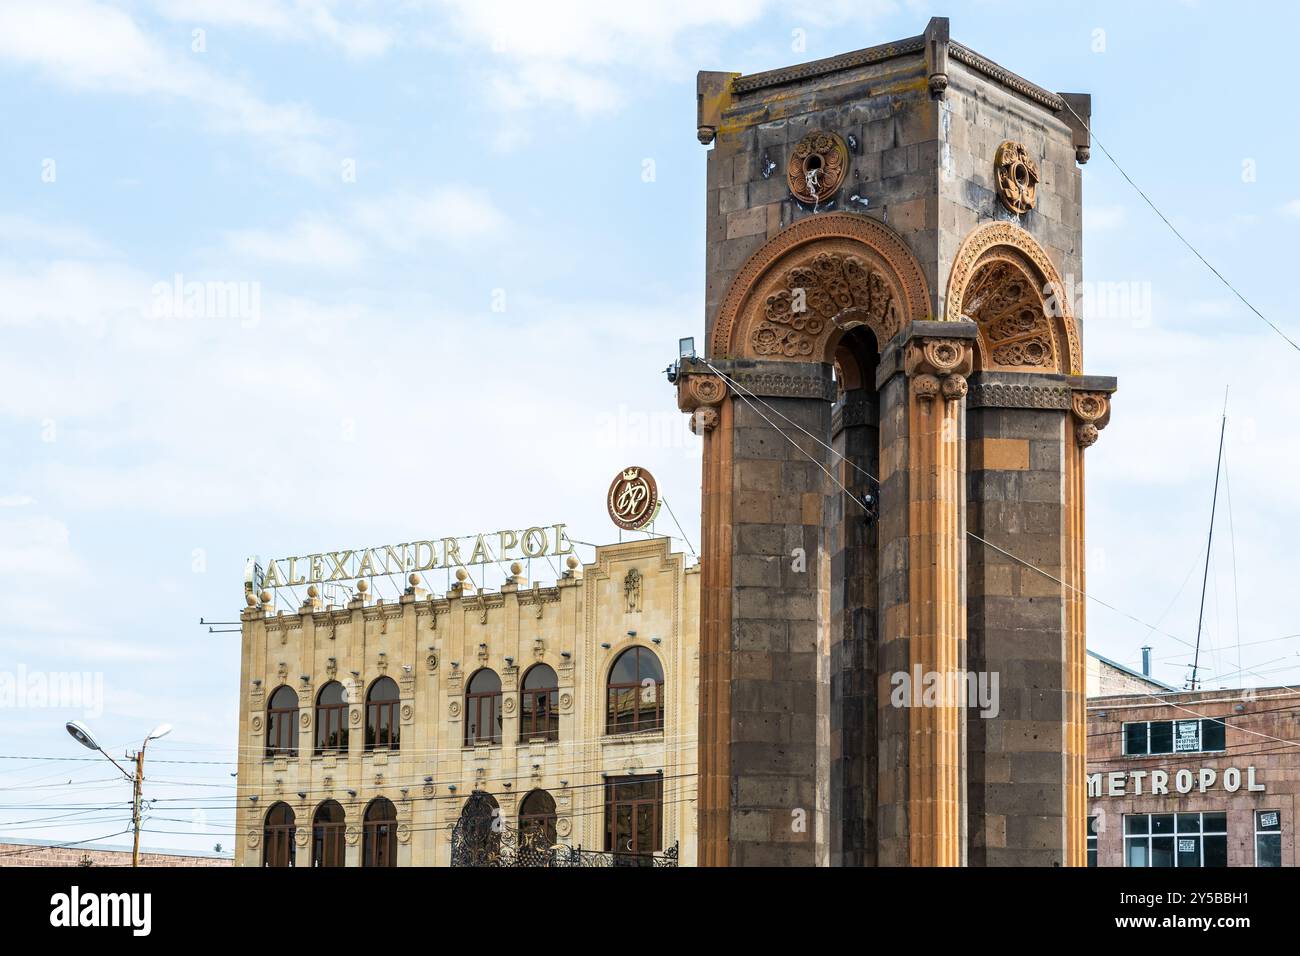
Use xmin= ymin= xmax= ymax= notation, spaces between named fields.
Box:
xmin=65 ymin=720 xmax=173 ymax=867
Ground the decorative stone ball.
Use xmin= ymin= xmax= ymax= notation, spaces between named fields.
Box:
xmin=409 ymin=573 xmax=421 ymax=587
xmin=245 ymin=592 xmax=257 ymax=607
xmin=357 ymin=579 xmax=368 ymax=593
xmin=259 ymin=590 xmax=272 ymax=605
xmin=566 ymin=555 xmax=579 ymax=570
xmin=455 ymin=568 xmax=468 ymax=582
xmin=307 ymin=585 xmax=319 ymax=599
xmin=510 ymin=561 xmax=522 ymax=576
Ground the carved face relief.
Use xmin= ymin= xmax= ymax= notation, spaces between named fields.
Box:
xmin=787 ymin=130 xmax=849 ymax=205
xmin=995 ymin=140 xmax=1039 ymax=214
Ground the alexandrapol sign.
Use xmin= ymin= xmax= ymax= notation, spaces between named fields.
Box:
xmin=246 ymin=523 xmax=574 ymax=591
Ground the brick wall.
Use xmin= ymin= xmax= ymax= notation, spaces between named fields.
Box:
xmin=0 ymin=842 xmax=232 ymax=867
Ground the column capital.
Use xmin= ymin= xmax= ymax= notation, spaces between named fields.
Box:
xmin=900 ymin=323 xmax=976 ymax=404
xmin=1067 ymin=376 xmax=1117 ymax=448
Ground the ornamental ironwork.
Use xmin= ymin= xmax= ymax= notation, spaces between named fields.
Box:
xmin=449 ymin=792 xmax=678 ymax=868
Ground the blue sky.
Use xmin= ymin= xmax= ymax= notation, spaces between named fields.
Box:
xmin=1 ymin=0 xmax=1297 ymax=854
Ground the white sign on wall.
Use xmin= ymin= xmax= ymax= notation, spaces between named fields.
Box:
xmin=1087 ymin=766 xmax=1265 ymax=798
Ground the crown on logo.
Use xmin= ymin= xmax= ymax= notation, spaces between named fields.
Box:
xmin=622 ymin=467 xmax=640 ymax=481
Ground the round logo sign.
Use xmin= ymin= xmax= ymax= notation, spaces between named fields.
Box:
xmin=607 ymin=466 xmax=659 ymax=531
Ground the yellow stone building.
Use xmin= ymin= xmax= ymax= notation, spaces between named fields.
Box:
xmin=235 ymin=537 xmax=699 ymax=866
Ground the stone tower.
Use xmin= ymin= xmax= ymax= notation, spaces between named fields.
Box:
xmin=675 ymin=17 xmax=1116 ymax=866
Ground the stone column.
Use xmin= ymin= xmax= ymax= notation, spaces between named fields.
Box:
xmin=875 ymin=321 xmax=975 ymax=867
xmin=962 ymin=372 xmax=1115 ymax=866
xmin=828 ymin=389 xmax=879 ymax=866
xmin=679 ymin=358 xmax=834 ymax=866
xmin=1064 ymin=381 xmax=1115 ymax=866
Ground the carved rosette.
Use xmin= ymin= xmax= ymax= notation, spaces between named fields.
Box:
xmin=677 ymin=370 xmax=726 ymax=433
xmin=1071 ymin=390 xmax=1111 ymax=448
xmin=905 ymin=337 xmax=974 ymax=403
xmin=995 ymin=140 xmax=1039 ymax=214
xmin=787 ymin=130 xmax=849 ymax=204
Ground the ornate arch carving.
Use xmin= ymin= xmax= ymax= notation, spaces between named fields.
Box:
xmin=945 ymin=221 xmax=1082 ymax=375
xmin=713 ymin=213 xmax=931 ymax=362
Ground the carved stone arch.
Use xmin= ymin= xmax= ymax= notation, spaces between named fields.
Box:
xmin=945 ymin=221 xmax=1082 ymax=375
xmin=713 ymin=213 xmax=931 ymax=362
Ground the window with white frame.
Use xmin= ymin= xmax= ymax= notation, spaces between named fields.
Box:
xmin=1122 ymin=718 xmax=1226 ymax=756
xmin=1087 ymin=815 xmax=1099 ymax=867
xmin=1255 ymin=810 xmax=1282 ymax=867
xmin=1124 ymin=812 xmax=1227 ymax=867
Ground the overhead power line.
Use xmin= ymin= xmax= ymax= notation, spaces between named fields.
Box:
xmin=1059 ymin=99 xmax=1300 ymax=353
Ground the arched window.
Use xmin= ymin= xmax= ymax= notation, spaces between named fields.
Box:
xmin=314 ymin=681 xmax=349 ymax=755
xmin=451 ymin=791 xmax=501 ymax=866
xmin=465 ymin=669 xmax=502 ymax=746
xmin=362 ymin=797 xmax=397 ymax=867
xmin=518 ymin=789 xmax=557 ymax=851
xmin=311 ymin=800 xmax=345 ymax=868
xmin=266 ymin=685 xmax=299 ymax=757
xmin=365 ymin=677 xmax=400 ymax=751
xmin=262 ymin=802 xmax=296 ymax=867
xmin=606 ymin=646 xmax=664 ymax=735
xmin=519 ymin=664 xmax=559 ymax=742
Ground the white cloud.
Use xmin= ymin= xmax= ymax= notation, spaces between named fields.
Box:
xmin=0 ymin=0 xmax=339 ymax=178
xmin=0 ymin=216 xmax=115 ymax=258
xmin=224 ymin=189 xmax=508 ymax=267
xmin=1281 ymin=199 xmax=1300 ymax=218
xmin=431 ymin=0 xmax=773 ymax=114
xmin=151 ymin=0 xmax=396 ymax=59
xmin=224 ymin=217 xmax=366 ymax=269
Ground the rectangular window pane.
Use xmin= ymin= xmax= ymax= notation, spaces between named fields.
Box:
xmin=1256 ymin=833 xmax=1281 ymax=867
xmin=1175 ymin=835 xmax=1200 ymax=867
xmin=1151 ymin=814 xmax=1175 ymax=835
xmin=1201 ymin=718 xmax=1226 ymax=751
xmin=1125 ymin=839 xmax=1148 ymax=867
xmin=1149 ymin=721 xmax=1174 ymax=754
xmin=1173 ymin=719 xmax=1201 ymax=752
xmin=1151 ymin=836 xmax=1175 ymax=867
xmin=1204 ymin=834 xmax=1228 ymax=867
xmin=1088 ymin=847 xmax=1098 ymax=867
xmin=1124 ymin=723 xmax=1148 ymax=755
xmin=1203 ymin=811 xmax=1227 ymax=833
xmin=1176 ymin=813 xmax=1202 ymax=834
xmin=1125 ymin=815 xmax=1149 ymax=835
xmin=1256 ymin=810 xmax=1281 ymax=831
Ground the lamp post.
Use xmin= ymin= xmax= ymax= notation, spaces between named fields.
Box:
xmin=66 ymin=720 xmax=172 ymax=867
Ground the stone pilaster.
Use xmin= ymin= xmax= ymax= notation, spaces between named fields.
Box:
xmin=681 ymin=358 xmax=835 ymax=866
xmin=1063 ymin=378 xmax=1115 ymax=866
xmin=876 ymin=321 xmax=975 ymax=867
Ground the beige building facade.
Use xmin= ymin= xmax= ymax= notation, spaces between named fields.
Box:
xmin=235 ymin=537 xmax=699 ymax=866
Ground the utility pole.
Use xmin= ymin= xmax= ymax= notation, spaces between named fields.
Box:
xmin=131 ymin=748 xmax=145 ymax=867
xmin=66 ymin=720 xmax=172 ymax=867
